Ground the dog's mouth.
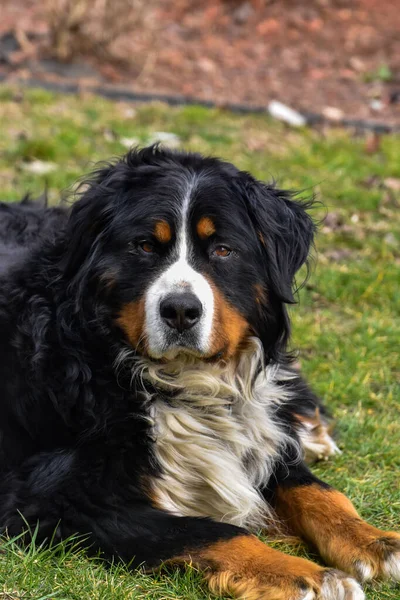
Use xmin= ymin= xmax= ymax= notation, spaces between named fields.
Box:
xmin=146 ymin=340 xmax=228 ymax=363
xmin=143 ymin=325 xmax=251 ymax=364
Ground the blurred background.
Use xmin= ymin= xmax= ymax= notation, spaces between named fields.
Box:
xmin=1 ymin=0 xmax=400 ymax=125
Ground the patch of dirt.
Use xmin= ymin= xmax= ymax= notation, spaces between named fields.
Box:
xmin=1 ymin=0 xmax=400 ymax=125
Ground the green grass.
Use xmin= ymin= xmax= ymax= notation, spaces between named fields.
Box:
xmin=0 ymin=86 xmax=399 ymax=599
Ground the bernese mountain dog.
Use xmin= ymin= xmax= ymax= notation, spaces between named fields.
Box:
xmin=0 ymin=146 xmax=399 ymax=600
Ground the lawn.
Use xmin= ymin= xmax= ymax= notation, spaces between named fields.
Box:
xmin=0 ymin=86 xmax=399 ymax=600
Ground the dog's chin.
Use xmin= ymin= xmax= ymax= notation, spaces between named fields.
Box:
xmin=147 ymin=344 xmax=226 ymax=364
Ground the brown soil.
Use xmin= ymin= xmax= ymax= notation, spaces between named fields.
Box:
xmin=1 ymin=0 xmax=400 ymax=125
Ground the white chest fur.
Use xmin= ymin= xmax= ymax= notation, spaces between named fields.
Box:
xmin=145 ymin=341 xmax=296 ymax=530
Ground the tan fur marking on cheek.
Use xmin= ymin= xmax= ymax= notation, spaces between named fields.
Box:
xmin=197 ymin=216 xmax=216 ymax=239
xmin=208 ymin=282 xmax=250 ymax=358
xmin=116 ymin=299 xmax=146 ymax=350
xmin=166 ymin=535 xmax=325 ymax=600
xmin=154 ymin=220 xmax=172 ymax=244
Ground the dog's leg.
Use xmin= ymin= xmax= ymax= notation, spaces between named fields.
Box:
xmin=176 ymin=533 xmax=364 ymax=600
xmin=275 ymin=371 xmax=340 ymax=464
xmin=1 ymin=450 xmax=363 ymax=599
xmin=272 ymin=462 xmax=400 ymax=583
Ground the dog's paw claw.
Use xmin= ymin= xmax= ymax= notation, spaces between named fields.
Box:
xmin=320 ymin=570 xmax=365 ymax=600
xmin=382 ymin=549 xmax=400 ymax=580
xmin=351 ymin=533 xmax=400 ymax=582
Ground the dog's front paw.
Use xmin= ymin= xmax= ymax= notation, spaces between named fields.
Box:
xmin=207 ymin=567 xmax=364 ymax=600
xmin=351 ymin=531 xmax=400 ymax=582
xmin=198 ymin=535 xmax=365 ymax=600
xmin=207 ymin=567 xmax=365 ymax=600
xmin=318 ymin=570 xmax=365 ymax=600
xmin=321 ymin=523 xmax=400 ymax=583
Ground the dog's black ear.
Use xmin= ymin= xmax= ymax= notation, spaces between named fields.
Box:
xmin=239 ymin=173 xmax=315 ymax=303
xmin=61 ymin=146 xmax=164 ymax=278
xmin=61 ymin=163 xmax=117 ymax=279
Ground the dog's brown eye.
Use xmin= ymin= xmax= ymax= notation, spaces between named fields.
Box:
xmin=139 ymin=241 xmax=155 ymax=254
xmin=214 ymin=245 xmax=232 ymax=258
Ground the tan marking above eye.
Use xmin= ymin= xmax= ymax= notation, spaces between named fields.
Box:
xmin=197 ymin=217 xmax=216 ymax=239
xmin=154 ymin=220 xmax=172 ymax=244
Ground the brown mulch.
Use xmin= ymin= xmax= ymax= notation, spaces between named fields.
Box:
xmin=1 ymin=0 xmax=400 ymax=125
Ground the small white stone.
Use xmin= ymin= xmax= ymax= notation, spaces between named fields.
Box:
xmin=384 ymin=177 xmax=400 ymax=191
xmin=123 ymin=107 xmax=137 ymax=118
xmin=120 ymin=136 xmax=140 ymax=149
xmin=21 ymin=160 xmax=57 ymax=174
xmin=322 ymin=106 xmax=344 ymax=121
xmin=385 ymin=233 xmax=397 ymax=247
xmin=370 ymin=99 xmax=384 ymax=111
xmin=268 ymin=101 xmax=306 ymax=127
xmin=148 ymin=132 xmax=181 ymax=148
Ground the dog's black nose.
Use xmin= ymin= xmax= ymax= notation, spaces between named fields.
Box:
xmin=160 ymin=293 xmax=203 ymax=333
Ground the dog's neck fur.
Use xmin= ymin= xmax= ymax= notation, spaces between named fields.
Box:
xmin=123 ymin=339 xmax=299 ymax=531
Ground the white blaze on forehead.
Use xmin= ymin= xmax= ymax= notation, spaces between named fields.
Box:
xmin=144 ymin=176 xmax=215 ymax=357
xmin=175 ymin=174 xmax=194 ymax=269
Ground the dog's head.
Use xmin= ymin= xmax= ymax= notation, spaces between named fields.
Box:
xmin=62 ymin=146 xmax=315 ymax=363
